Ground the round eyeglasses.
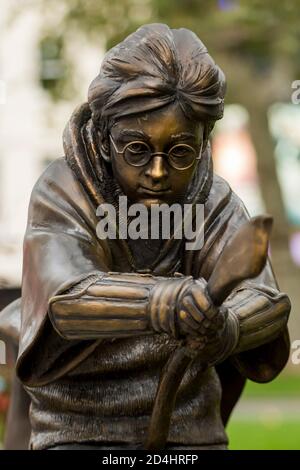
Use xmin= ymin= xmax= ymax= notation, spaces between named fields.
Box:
xmin=109 ymin=135 xmax=200 ymax=170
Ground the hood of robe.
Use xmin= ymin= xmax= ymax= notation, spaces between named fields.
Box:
xmin=63 ymin=102 xmax=213 ymax=275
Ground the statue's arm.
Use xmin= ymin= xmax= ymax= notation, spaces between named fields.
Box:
xmin=192 ymin=186 xmax=290 ymax=370
xmin=48 ymin=271 xmax=196 ymax=340
xmin=222 ymin=272 xmax=290 ymax=355
xmin=218 ymin=266 xmax=290 ymax=382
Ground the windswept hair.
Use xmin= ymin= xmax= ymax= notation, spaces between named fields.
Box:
xmin=88 ymin=23 xmax=226 ymax=142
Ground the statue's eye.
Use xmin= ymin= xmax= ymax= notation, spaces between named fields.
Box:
xmin=170 ymin=145 xmax=192 ymax=158
xmin=124 ymin=141 xmax=151 ymax=166
xmin=126 ymin=142 xmax=149 ymax=154
xmin=169 ymin=144 xmax=197 ymax=169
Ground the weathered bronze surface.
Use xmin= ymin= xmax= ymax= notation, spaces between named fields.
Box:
xmin=0 ymin=23 xmax=290 ymax=450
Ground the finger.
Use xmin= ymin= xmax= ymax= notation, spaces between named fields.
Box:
xmin=190 ymin=283 xmax=211 ymax=312
xmin=178 ymin=309 xmax=201 ymax=333
xmin=190 ymin=283 xmax=217 ymax=320
xmin=181 ymin=295 xmax=205 ymax=325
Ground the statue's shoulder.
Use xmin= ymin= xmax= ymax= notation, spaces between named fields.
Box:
xmin=205 ymin=173 xmax=235 ymax=211
xmin=204 ymin=173 xmax=249 ymax=228
xmin=28 ymin=157 xmax=97 ymax=227
xmin=31 ymin=157 xmax=84 ymax=201
xmin=210 ymin=173 xmax=231 ymax=195
xmin=34 ymin=157 xmax=78 ymax=188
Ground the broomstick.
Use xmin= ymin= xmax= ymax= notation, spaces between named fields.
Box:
xmin=144 ymin=215 xmax=273 ymax=450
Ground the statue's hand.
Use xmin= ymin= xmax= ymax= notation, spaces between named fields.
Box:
xmin=177 ymin=278 xmax=225 ymax=336
xmin=176 ymin=278 xmax=240 ymax=364
xmin=176 ymin=278 xmax=235 ymax=363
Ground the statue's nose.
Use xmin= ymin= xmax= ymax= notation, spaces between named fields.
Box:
xmin=145 ymin=156 xmax=168 ymax=182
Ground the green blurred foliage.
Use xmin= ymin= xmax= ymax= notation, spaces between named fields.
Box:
xmin=244 ymin=373 xmax=300 ymax=398
xmin=152 ymin=0 xmax=300 ymax=64
xmin=14 ymin=1 xmax=300 ymax=66
xmin=228 ymin=419 xmax=300 ymax=450
xmin=11 ymin=0 xmax=300 ymax=104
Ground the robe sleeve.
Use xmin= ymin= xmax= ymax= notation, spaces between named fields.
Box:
xmin=194 ymin=176 xmax=290 ymax=383
xmin=16 ymin=158 xmax=112 ymax=386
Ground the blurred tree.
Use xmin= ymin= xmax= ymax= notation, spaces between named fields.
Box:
xmin=39 ymin=36 xmax=68 ymax=100
xmin=12 ymin=0 xmax=300 ymax=273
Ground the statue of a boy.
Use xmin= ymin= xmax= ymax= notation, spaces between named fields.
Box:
xmin=1 ymin=23 xmax=290 ymax=450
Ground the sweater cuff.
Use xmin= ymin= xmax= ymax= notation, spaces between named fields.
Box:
xmin=214 ymin=308 xmax=240 ymax=365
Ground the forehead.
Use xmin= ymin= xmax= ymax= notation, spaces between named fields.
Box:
xmin=111 ymin=102 xmax=203 ymax=143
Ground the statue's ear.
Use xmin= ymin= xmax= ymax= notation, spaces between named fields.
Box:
xmin=98 ymin=130 xmax=111 ymax=163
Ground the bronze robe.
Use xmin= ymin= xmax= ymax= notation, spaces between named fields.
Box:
xmin=0 ymin=104 xmax=290 ymax=450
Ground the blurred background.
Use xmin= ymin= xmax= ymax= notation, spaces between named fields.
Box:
xmin=0 ymin=0 xmax=300 ymax=449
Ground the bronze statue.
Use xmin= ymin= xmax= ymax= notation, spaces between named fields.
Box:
xmin=0 ymin=23 xmax=290 ymax=450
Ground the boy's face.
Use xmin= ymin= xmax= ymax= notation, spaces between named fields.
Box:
xmin=108 ymin=101 xmax=204 ymax=207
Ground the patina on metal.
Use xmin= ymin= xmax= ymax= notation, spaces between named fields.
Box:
xmin=0 ymin=23 xmax=290 ymax=450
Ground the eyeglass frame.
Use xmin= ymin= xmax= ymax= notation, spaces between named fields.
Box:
xmin=109 ymin=134 xmax=201 ymax=171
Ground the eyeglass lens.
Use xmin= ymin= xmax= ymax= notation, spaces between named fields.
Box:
xmin=123 ymin=141 xmax=197 ymax=170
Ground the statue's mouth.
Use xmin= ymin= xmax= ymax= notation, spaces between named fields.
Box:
xmin=138 ymin=186 xmax=171 ymax=196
